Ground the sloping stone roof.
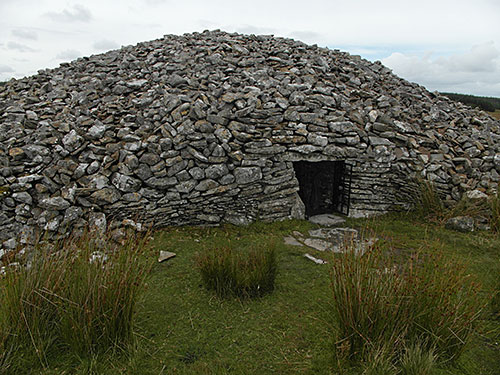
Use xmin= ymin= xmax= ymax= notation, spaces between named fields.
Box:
xmin=0 ymin=30 xmax=499 ymax=247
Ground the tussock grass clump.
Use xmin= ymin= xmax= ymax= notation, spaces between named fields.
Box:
xmin=0 ymin=229 xmax=151 ymax=371
xmin=329 ymin=242 xmax=482 ymax=370
xmin=412 ymin=178 xmax=445 ymax=219
xmin=196 ymin=242 xmax=277 ymax=298
xmin=0 ymin=325 xmax=13 ymax=374
xmin=489 ymin=185 xmax=500 ymax=233
xmin=412 ymin=178 xmax=500 ymax=233
xmin=399 ymin=342 xmax=436 ymax=375
xmin=403 ymin=251 xmax=482 ymax=360
xmin=329 ymin=244 xmax=409 ymax=361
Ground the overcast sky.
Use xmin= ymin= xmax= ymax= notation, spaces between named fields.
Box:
xmin=1 ymin=0 xmax=499 ymax=97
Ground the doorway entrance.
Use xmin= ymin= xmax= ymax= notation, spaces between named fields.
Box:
xmin=293 ymin=161 xmax=351 ymax=217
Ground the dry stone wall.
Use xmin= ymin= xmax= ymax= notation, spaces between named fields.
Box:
xmin=1 ymin=30 xmax=499 ymax=251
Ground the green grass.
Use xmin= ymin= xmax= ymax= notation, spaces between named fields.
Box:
xmin=490 ymin=186 xmax=500 ymax=233
xmin=1 ymin=216 xmax=499 ymax=374
xmin=488 ymin=110 xmax=500 ymax=120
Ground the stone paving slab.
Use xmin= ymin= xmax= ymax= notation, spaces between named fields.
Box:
xmin=304 ymin=253 xmax=327 ymax=264
xmin=158 ymin=250 xmax=176 ymax=263
xmin=283 ymin=236 xmax=303 ymax=246
xmin=308 ymin=214 xmax=346 ymax=227
xmin=303 ymin=238 xmax=334 ymax=251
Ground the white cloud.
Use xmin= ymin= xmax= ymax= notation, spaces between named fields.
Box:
xmin=56 ymin=49 xmax=82 ymax=61
xmin=382 ymin=42 xmax=500 ymax=96
xmin=289 ymin=31 xmax=323 ymax=44
xmin=0 ymin=64 xmax=15 ymax=73
xmin=11 ymin=29 xmax=38 ymax=40
xmin=446 ymin=42 xmax=499 ymax=73
xmin=45 ymin=4 xmax=92 ymax=23
xmin=93 ymin=39 xmax=119 ymax=51
xmin=7 ymin=41 xmax=36 ymax=53
xmin=212 ymin=23 xmax=278 ymax=36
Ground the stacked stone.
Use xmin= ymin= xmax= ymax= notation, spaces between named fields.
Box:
xmin=0 ymin=30 xmax=499 ymax=252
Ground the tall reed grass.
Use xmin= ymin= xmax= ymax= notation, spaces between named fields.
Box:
xmin=329 ymin=241 xmax=482 ymax=370
xmin=196 ymin=242 xmax=277 ymax=298
xmin=412 ymin=178 xmax=445 ymax=219
xmin=489 ymin=185 xmax=500 ymax=233
xmin=413 ymin=178 xmax=500 ymax=233
xmin=0 ymin=229 xmax=151 ymax=371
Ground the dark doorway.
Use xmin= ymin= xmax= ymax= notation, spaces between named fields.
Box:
xmin=293 ymin=161 xmax=351 ymax=217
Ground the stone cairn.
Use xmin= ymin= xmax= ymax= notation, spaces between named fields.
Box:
xmin=1 ymin=30 xmax=499 ymax=255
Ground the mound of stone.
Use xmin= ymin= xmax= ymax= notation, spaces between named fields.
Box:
xmin=0 ymin=30 xmax=499 ymax=250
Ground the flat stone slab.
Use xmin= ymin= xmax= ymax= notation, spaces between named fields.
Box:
xmin=309 ymin=228 xmax=359 ymax=246
xmin=303 ymin=238 xmax=334 ymax=251
xmin=308 ymin=228 xmax=341 ymax=239
xmin=335 ymin=228 xmax=359 ymax=240
xmin=304 ymin=253 xmax=327 ymax=264
xmin=283 ymin=236 xmax=303 ymax=246
xmin=353 ymin=237 xmax=378 ymax=256
xmin=308 ymin=214 xmax=346 ymax=227
xmin=158 ymin=250 xmax=176 ymax=263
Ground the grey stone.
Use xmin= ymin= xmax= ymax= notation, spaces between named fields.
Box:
xmin=126 ymin=79 xmax=148 ymax=89
xmin=303 ymin=238 xmax=334 ymax=251
xmin=145 ymin=176 xmax=178 ymax=189
xmin=465 ymin=189 xmax=488 ymax=200
xmin=90 ymin=175 xmax=109 ymax=189
xmin=308 ymin=228 xmax=342 ymax=240
xmin=135 ymin=164 xmax=153 ymax=181
xmin=87 ymin=161 xmax=100 ymax=174
xmin=189 ymin=167 xmax=205 ymax=180
xmin=89 ymin=212 xmax=107 ymax=233
xmin=290 ymin=193 xmax=306 ymax=220
xmin=168 ymin=160 xmax=188 ymax=176
xmin=40 ymin=197 xmax=71 ymax=211
xmin=304 ymin=253 xmax=327 ymax=264
xmin=308 ymin=214 xmax=346 ymax=227
xmin=307 ymin=134 xmax=328 ymax=147
xmin=140 ymin=153 xmax=161 ymax=166
xmin=283 ymin=236 xmax=303 ymax=246
xmin=369 ymin=136 xmax=394 ymax=146
xmin=234 ymin=167 xmax=262 ymax=185
xmin=168 ymin=74 xmax=187 ymax=87
xmin=176 ymin=180 xmax=197 ymax=194
xmin=224 ymin=212 xmax=253 ymax=226
xmin=220 ymin=174 xmax=235 ymax=185
xmin=112 ymin=173 xmax=141 ymax=192
xmin=12 ymin=192 xmax=32 ymax=205
xmin=122 ymin=192 xmax=142 ymax=202
xmin=195 ymin=179 xmax=219 ymax=191
xmin=90 ymin=188 xmax=120 ymax=204
xmin=64 ymin=206 xmax=83 ymax=222
xmin=205 ymin=164 xmax=229 ymax=179
xmin=445 ymin=216 xmax=475 ymax=232
xmin=158 ymin=250 xmax=176 ymax=263
xmin=88 ymin=123 xmax=107 ymax=139
xmin=62 ymin=129 xmax=82 ymax=151
xmin=45 ymin=216 xmax=62 ymax=231
xmin=2 ymin=238 xmax=17 ymax=250
xmin=89 ymin=251 xmax=108 ymax=264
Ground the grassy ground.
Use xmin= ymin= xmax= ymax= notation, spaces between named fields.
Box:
xmin=488 ymin=110 xmax=500 ymax=120
xmin=9 ymin=215 xmax=500 ymax=374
